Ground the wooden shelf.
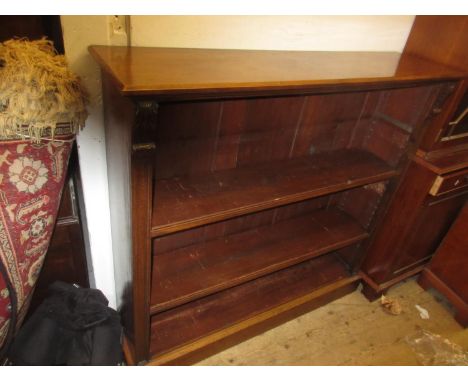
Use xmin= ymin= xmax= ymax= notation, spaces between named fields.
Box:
xmin=416 ymin=148 xmax=468 ymax=174
xmin=151 ymin=149 xmax=396 ymax=237
xmin=151 ymin=207 xmax=367 ymax=314
xmin=149 ymin=252 xmax=359 ymax=362
xmin=89 ymin=46 xmax=466 ymax=100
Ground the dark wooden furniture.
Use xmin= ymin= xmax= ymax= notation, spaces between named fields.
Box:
xmin=360 ymin=16 xmax=468 ymax=300
xmin=0 ymin=16 xmax=64 ymax=54
xmin=359 ymin=152 xmax=468 ymax=299
xmin=418 ymin=202 xmax=468 ymax=327
xmin=90 ymin=44 xmax=466 ymax=365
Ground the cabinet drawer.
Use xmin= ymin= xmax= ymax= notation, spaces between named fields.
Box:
xmin=429 ymin=168 xmax=468 ymax=196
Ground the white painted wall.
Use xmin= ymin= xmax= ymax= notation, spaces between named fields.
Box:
xmin=61 ymin=16 xmax=127 ymax=309
xmin=130 ymin=16 xmax=415 ymax=52
xmin=59 ymin=15 xmax=416 ymax=310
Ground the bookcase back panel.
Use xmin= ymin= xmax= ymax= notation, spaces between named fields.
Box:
xmin=153 ymin=195 xmax=333 ymax=255
xmin=153 ymin=84 xmax=438 ymax=180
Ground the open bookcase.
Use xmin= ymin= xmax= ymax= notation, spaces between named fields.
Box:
xmin=90 ymin=46 xmax=465 ymax=365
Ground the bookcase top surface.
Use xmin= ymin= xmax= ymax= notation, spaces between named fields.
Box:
xmin=89 ymin=46 xmax=466 ymax=98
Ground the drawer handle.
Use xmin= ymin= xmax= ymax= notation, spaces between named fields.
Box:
xmin=449 ymin=106 xmax=468 ymax=126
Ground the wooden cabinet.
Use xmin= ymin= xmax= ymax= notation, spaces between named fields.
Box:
xmin=418 ymin=202 xmax=468 ymax=327
xmin=90 ymin=45 xmax=466 ymax=365
xmin=360 ymin=157 xmax=468 ymax=298
xmin=360 ymin=16 xmax=468 ymax=300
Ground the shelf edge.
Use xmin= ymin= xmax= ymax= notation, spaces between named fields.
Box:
xmin=151 ymin=169 xmax=397 ymax=238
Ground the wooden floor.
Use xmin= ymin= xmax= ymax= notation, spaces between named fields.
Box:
xmin=195 ymin=278 xmax=468 ymax=366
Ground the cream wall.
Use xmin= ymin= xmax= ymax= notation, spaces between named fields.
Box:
xmin=130 ymin=16 xmax=415 ymax=52
xmin=60 ymin=15 xmax=416 ymax=310
xmin=61 ymin=16 xmax=124 ymax=309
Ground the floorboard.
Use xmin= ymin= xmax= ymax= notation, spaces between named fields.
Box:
xmin=195 ymin=278 xmax=468 ymax=365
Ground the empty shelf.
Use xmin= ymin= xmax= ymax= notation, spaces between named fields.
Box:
xmin=151 ymin=208 xmax=367 ymax=314
xmin=150 ymin=252 xmax=359 ymax=359
xmin=152 ymin=148 xmax=396 ymax=237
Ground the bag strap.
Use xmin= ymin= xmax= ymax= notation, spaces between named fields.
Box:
xmin=0 ymin=257 xmax=18 ymax=363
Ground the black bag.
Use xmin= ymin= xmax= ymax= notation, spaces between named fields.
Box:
xmin=7 ymin=281 xmax=123 ymax=365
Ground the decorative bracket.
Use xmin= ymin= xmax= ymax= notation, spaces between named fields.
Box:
xmin=136 ymin=100 xmax=159 ymax=115
xmin=132 ymin=100 xmax=158 ymax=152
xmin=132 ymin=142 xmax=156 ymax=152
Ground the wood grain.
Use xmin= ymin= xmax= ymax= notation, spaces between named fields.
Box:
xmin=418 ymin=201 xmax=468 ymax=326
xmin=151 ymin=149 xmax=397 ymax=236
xmin=415 ymin=148 xmax=468 ymax=174
xmin=150 ymin=208 xmax=367 ymax=314
xmin=403 ymin=16 xmax=468 ymax=152
xmin=90 ymin=29 xmax=468 ymax=364
xmin=419 ymin=269 xmax=468 ymax=327
xmin=88 ymin=46 xmax=466 ymax=100
xmin=360 ymin=159 xmax=468 ymax=290
xmin=152 ymin=197 xmax=332 ymax=255
xmin=403 ymin=16 xmax=468 ymax=71
xmin=149 ymin=253 xmax=358 ymax=361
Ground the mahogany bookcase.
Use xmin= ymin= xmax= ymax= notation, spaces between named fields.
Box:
xmin=90 ymin=46 xmax=466 ymax=365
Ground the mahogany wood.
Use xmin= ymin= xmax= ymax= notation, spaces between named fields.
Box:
xmin=360 ymin=161 xmax=434 ymax=283
xmin=418 ymin=202 xmax=468 ymax=327
xmin=423 ymin=202 xmax=468 ymax=302
xmin=128 ymin=99 xmax=159 ymax=362
xmin=91 ymin=40 xmax=467 ymax=365
xmin=89 ymin=46 xmax=465 ymax=100
xmin=153 ymin=283 xmax=358 ymax=366
xmin=153 ymin=92 xmax=375 ymax=179
xmin=360 ymin=159 xmax=468 ymax=290
xmin=149 ymin=253 xmax=358 ymax=362
xmin=404 ymin=16 xmax=468 ymax=152
xmin=418 ymin=81 xmax=468 ymax=152
xmin=419 ymin=270 xmax=468 ymax=328
xmin=392 ymin=190 xmax=466 ymax=274
xmin=415 ymin=148 xmax=468 ymax=174
xmin=336 ymin=182 xmax=388 ymax=230
xmin=153 ymin=196 xmax=333 ymax=255
xmin=360 ymin=16 xmax=468 ymax=301
xmin=403 ymin=16 xmax=468 ymax=72
xmin=129 ymin=147 xmax=154 ymax=363
xmin=152 ymin=149 xmax=396 ymax=237
xmin=428 ymin=167 xmax=468 ymax=196
xmin=360 ymin=264 xmax=427 ymax=302
xmin=151 ymin=208 xmax=367 ymax=314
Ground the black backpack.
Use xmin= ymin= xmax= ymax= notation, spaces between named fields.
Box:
xmin=7 ymin=281 xmax=123 ymax=365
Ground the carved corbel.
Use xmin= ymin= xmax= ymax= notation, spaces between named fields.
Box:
xmin=132 ymin=100 xmax=158 ymax=152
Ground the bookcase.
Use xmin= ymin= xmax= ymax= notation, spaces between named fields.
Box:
xmin=90 ymin=46 xmax=465 ymax=365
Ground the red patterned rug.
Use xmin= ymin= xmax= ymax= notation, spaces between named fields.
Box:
xmin=0 ymin=135 xmax=73 ymax=347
